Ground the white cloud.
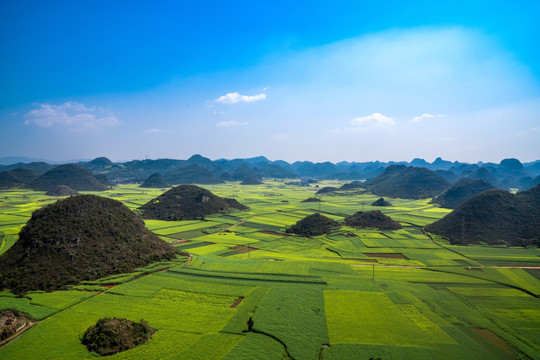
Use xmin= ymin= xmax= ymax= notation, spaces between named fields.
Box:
xmin=412 ymin=113 xmax=446 ymax=122
xmin=24 ymin=102 xmax=119 ymax=131
xmin=350 ymin=113 xmax=395 ymax=128
xmin=412 ymin=113 xmax=435 ymax=122
xmin=143 ymin=128 xmax=162 ymax=134
xmin=215 ymin=92 xmax=266 ymax=104
xmin=216 ymin=120 xmax=248 ymax=128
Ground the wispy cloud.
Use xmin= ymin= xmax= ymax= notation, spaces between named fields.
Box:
xmin=215 ymin=92 xmax=266 ymax=104
xmin=351 ymin=113 xmax=395 ymax=128
xmin=24 ymin=102 xmax=119 ymax=131
xmin=412 ymin=113 xmax=434 ymax=122
xmin=412 ymin=113 xmax=446 ymax=122
xmin=329 ymin=113 xmax=395 ymax=134
xmin=143 ymin=128 xmax=162 ymax=134
xmin=216 ymin=120 xmax=248 ymax=128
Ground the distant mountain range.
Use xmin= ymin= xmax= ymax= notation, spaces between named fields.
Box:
xmin=1 ymin=154 xmax=539 ymax=191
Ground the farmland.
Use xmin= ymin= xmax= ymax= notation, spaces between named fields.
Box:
xmin=1 ymin=181 xmax=539 ymax=359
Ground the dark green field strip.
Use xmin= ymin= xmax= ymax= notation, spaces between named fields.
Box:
xmin=221 ymin=287 xmax=269 ymax=334
xmin=423 ymin=268 xmax=540 ymax=298
xmin=167 ymin=268 xmax=327 ymax=285
xmin=241 ymin=222 xmax=282 ymax=232
xmin=176 ymin=241 xmax=214 ymax=250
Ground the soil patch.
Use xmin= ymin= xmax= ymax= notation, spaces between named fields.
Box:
xmin=341 ymin=258 xmax=378 ymax=263
xmin=170 ymin=239 xmax=191 ymax=245
xmin=471 ymin=328 xmax=516 ymax=357
xmin=230 ymin=297 xmax=244 ymax=308
xmin=364 ymin=253 xmax=409 ymax=260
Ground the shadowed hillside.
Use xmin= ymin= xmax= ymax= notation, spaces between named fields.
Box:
xmin=365 ymin=165 xmax=450 ymax=199
xmin=432 ymin=178 xmax=495 ymax=209
xmin=140 ymin=185 xmax=247 ymax=221
xmin=241 ymin=175 xmax=263 ymax=185
xmin=0 ymin=195 xmax=176 ymax=295
xmin=29 ymin=164 xmax=108 ymax=191
xmin=140 ymin=172 xmax=170 ymax=188
xmin=426 ymin=185 xmax=540 ymax=246
xmin=163 ymin=164 xmax=223 ymax=185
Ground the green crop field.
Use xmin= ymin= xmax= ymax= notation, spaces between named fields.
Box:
xmin=1 ymin=181 xmax=539 ymax=359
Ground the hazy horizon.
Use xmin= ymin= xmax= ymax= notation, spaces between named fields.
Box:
xmin=1 ymin=1 xmax=539 ymax=163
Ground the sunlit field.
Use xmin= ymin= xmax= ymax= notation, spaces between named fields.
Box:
xmin=1 ymin=181 xmax=539 ymax=359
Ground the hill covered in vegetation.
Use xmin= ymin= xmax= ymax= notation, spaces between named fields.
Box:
xmin=345 ymin=210 xmax=402 ymax=230
xmin=426 ymin=185 xmax=540 ymax=246
xmin=45 ymin=185 xmax=78 ymax=196
xmin=140 ymin=172 xmax=170 ymax=188
xmin=286 ymin=213 xmax=340 ymax=237
xmin=140 ymin=185 xmax=247 ymax=221
xmin=371 ymin=197 xmax=392 ymax=206
xmin=29 ymin=164 xmax=108 ymax=192
xmin=432 ymin=178 xmax=495 ymax=209
xmin=241 ymin=175 xmax=263 ymax=185
xmin=0 ymin=195 xmax=175 ymax=295
xmin=365 ymin=165 xmax=450 ymax=199
xmin=82 ymin=318 xmax=156 ymax=356
xmin=163 ymin=164 xmax=223 ymax=185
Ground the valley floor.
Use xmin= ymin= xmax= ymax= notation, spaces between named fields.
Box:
xmin=0 ymin=181 xmax=539 ymax=359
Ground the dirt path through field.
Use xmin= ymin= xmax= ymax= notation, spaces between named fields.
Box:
xmin=220 ymin=215 xmax=256 ymax=232
xmin=422 ymin=227 xmax=484 ymax=267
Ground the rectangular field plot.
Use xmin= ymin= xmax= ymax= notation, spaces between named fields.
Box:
xmin=324 ymin=290 xmax=456 ymax=347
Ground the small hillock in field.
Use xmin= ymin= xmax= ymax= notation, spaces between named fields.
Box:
xmin=345 ymin=210 xmax=402 ymax=230
xmin=371 ymin=197 xmax=392 ymax=206
xmin=365 ymin=165 xmax=450 ymax=199
xmin=140 ymin=172 xmax=170 ymax=188
xmin=82 ymin=318 xmax=156 ymax=356
xmin=0 ymin=310 xmax=29 ymax=341
xmin=163 ymin=164 xmax=223 ymax=185
xmin=316 ymin=186 xmax=338 ymax=195
xmin=0 ymin=195 xmax=175 ymax=295
xmin=302 ymin=197 xmax=321 ymax=202
xmin=241 ymin=175 xmax=263 ymax=185
xmin=339 ymin=182 xmax=364 ymax=191
xmin=140 ymin=185 xmax=247 ymax=221
xmin=426 ymin=185 xmax=540 ymax=246
xmin=45 ymin=185 xmax=78 ymax=196
xmin=432 ymin=178 xmax=495 ymax=209
xmin=286 ymin=213 xmax=340 ymax=237
xmin=29 ymin=164 xmax=108 ymax=192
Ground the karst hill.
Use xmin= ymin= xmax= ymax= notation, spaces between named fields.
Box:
xmin=345 ymin=210 xmax=402 ymax=230
xmin=365 ymin=165 xmax=450 ymax=199
xmin=432 ymin=178 xmax=495 ymax=209
xmin=426 ymin=184 xmax=540 ymax=246
xmin=140 ymin=185 xmax=247 ymax=221
xmin=140 ymin=172 xmax=170 ymax=188
xmin=0 ymin=195 xmax=176 ymax=295
xmin=29 ymin=164 xmax=108 ymax=192
xmin=286 ymin=213 xmax=340 ymax=237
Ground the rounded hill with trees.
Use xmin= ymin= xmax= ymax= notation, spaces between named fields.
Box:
xmin=0 ymin=195 xmax=176 ymax=295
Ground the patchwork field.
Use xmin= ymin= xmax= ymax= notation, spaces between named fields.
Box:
xmin=0 ymin=181 xmax=539 ymax=359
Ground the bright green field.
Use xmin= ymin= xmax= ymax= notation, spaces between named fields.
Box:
xmin=0 ymin=181 xmax=539 ymax=359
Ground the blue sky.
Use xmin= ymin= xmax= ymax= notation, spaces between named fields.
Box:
xmin=1 ymin=0 xmax=539 ymax=163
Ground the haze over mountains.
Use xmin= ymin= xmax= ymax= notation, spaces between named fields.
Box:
xmin=2 ymin=155 xmax=538 ymax=192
